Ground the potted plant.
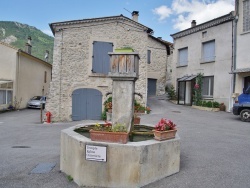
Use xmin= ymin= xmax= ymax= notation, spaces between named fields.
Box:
xmin=105 ymin=101 xmax=112 ymax=113
xmin=89 ymin=121 xmax=129 ymax=144
xmin=134 ymin=114 xmax=141 ymax=124
xmin=152 ymin=118 xmax=177 ymax=141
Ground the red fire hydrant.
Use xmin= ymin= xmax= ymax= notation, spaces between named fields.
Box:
xmin=45 ymin=111 xmax=52 ymax=123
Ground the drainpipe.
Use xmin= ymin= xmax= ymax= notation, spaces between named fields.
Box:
xmin=16 ymin=51 xmax=21 ymax=105
xmin=59 ymin=28 xmax=64 ymax=121
xmin=233 ymin=15 xmax=238 ymax=93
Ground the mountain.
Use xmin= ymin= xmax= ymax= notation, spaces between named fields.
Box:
xmin=0 ymin=21 xmax=54 ymax=63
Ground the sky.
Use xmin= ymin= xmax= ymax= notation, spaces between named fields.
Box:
xmin=1 ymin=0 xmax=235 ymax=42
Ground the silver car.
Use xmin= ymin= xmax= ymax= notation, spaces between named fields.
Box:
xmin=27 ymin=96 xmax=46 ymax=109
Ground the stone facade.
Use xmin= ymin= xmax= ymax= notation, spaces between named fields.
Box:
xmin=147 ymin=36 xmax=168 ymax=95
xmin=47 ymin=15 xmax=170 ymax=121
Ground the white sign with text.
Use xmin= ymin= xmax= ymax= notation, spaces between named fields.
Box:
xmin=85 ymin=145 xmax=107 ymax=162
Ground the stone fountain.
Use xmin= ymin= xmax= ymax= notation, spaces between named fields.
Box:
xmin=60 ymin=51 xmax=180 ymax=188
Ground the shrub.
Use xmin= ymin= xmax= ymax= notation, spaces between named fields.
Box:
xmin=206 ymin=101 xmax=212 ymax=108
xmin=166 ymin=85 xmax=177 ymax=100
xmin=213 ymin=101 xmax=220 ymax=108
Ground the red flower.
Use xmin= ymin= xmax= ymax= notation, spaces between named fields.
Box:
xmin=194 ymin=84 xmax=199 ymax=89
xmin=155 ymin=118 xmax=176 ymax=131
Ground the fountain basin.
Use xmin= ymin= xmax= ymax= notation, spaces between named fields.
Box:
xmin=60 ymin=123 xmax=180 ymax=188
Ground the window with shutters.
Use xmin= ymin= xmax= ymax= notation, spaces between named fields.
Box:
xmin=92 ymin=41 xmax=113 ymax=74
xmin=178 ymin=47 xmax=188 ymax=66
xmin=202 ymin=40 xmax=215 ymax=63
xmin=243 ymin=0 xmax=250 ymax=32
xmin=202 ymin=76 xmax=214 ymax=98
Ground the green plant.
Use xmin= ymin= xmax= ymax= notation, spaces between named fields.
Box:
xmin=213 ymin=102 xmax=220 ymax=108
xmin=101 ymin=110 xmax=107 ymax=120
xmin=67 ymin=175 xmax=73 ymax=182
xmin=92 ymin=122 xmax=127 ymax=132
xmin=193 ymin=73 xmax=203 ymax=105
xmin=93 ymin=122 xmax=112 ymax=132
xmin=206 ymin=101 xmax=212 ymax=108
xmin=166 ymin=85 xmax=177 ymax=100
xmin=112 ymin=123 xmax=127 ymax=132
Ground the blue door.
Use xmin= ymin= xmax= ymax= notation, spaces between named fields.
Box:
xmin=148 ymin=79 xmax=157 ymax=96
xmin=72 ymin=88 xmax=102 ymax=121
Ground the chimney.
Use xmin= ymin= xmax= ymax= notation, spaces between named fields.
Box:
xmin=25 ymin=36 xmax=32 ymax=54
xmin=191 ymin=20 xmax=196 ymax=27
xmin=132 ymin=11 xmax=139 ymax=22
xmin=44 ymin=50 xmax=49 ymax=62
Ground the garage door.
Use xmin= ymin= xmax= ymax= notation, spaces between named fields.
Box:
xmin=72 ymin=88 xmax=102 ymax=121
xmin=148 ymin=79 xmax=157 ymax=96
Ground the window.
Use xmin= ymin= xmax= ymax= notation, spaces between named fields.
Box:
xmin=202 ymin=40 xmax=215 ymax=62
xmin=202 ymin=31 xmax=207 ymax=38
xmin=178 ymin=47 xmax=188 ymax=66
xmin=0 ymin=90 xmax=12 ymax=105
xmin=0 ymin=82 xmax=13 ymax=105
xmin=147 ymin=50 xmax=151 ymax=64
xmin=243 ymin=0 xmax=250 ymax=32
xmin=44 ymin=71 xmax=47 ymax=83
xmin=92 ymin=41 xmax=113 ymax=74
xmin=202 ymin=76 xmax=214 ymax=97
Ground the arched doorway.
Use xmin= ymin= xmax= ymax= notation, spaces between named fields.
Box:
xmin=72 ymin=88 xmax=102 ymax=121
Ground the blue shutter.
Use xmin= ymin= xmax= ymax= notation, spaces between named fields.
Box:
xmin=92 ymin=41 xmax=113 ymax=74
xmin=148 ymin=79 xmax=157 ymax=96
xmin=203 ymin=40 xmax=215 ymax=62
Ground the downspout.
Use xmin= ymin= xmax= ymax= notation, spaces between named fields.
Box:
xmin=233 ymin=17 xmax=238 ymax=93
xmin=16 ymin=51 xmax=21 ymax=105
xmin=59 ymin=28 xmax=64 ymax=121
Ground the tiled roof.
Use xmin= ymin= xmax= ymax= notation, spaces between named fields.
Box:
xmin=49 ymin=14 xmax=153 ymax=35
xmin=171 ymin=11 xmax=235 ymax=39
xmin=0 ymin=41 xmax=19 ymax=51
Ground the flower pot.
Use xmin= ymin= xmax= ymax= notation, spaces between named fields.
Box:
xmin=89 ymin=130 xmax=129 ymax=144
xmin=134 ymin=117 xmax=141 ymax=124
xmin=152 ymin=129 xmax=177 ymax=141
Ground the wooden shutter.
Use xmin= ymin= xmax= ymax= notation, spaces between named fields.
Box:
xmin=92 ymin=41 xmax=113 ymax=74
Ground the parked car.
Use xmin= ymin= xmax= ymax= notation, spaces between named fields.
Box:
xmin=233 ymin=86 xmax=250 ymax=122
xmin=27 ymin=96 xmax=46 ymax=109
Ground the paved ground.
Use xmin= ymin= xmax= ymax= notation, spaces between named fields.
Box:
xmin=0 ymin=96 xmax=249 ymax=188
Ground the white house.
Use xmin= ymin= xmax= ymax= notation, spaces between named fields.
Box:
xmin=232 ymin=0 xmax=250 ymax=97
xmin=170 ymin=12 xmax=235 ymax=111
xmin=0 ymin=39 xmax=52 ymax=110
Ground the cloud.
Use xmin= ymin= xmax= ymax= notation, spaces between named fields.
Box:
xmin=42 ymin=29 xmax=54 ymax=37
xmin=153 ymin=0 xmax=235 ymax=30
xmin=152 ymin=5 xmax=172 ymax=21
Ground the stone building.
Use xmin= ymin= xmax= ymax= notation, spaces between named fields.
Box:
xmin=47 ymin=12 xmax=172 ymax=121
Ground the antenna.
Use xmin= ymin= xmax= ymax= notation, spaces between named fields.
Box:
xmin=124 ymin=8 xmax=132 ymax=14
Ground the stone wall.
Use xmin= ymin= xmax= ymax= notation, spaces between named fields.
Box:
xmin=46 ymin=19 xmax=157 ymax=121
xmin=147 ymin=37 xmax=168 ymax=95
